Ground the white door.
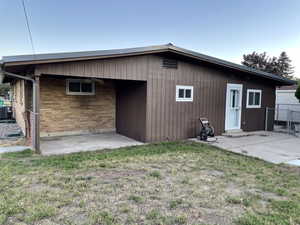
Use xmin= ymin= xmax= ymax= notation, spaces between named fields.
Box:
xmin=225 ymin=84 xmax=243 ymax=131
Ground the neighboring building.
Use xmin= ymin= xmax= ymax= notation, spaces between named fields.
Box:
xmin=276 ymin=85 xmax=300 ymax=123
xmin=0 ymin=44 xmax=295 ymax=151
xmin=276 ymin=85 xmax=300 ymax=106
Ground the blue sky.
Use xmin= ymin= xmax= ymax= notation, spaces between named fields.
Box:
xmin=1 ymin=0 xmax=300 ymax=77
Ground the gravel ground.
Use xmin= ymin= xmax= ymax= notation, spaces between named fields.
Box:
xmin=0 ymin=122 xmax=25 ymax=147
xmin=0 ymin=122 xmax=23 ymax=138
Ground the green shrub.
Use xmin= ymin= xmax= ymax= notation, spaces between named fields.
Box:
xmin=295 ymin=84 xmax=300 ymax=103
xmin=169 ymin=199 xmax=184 ymax=209
xmin=149 ymin=171 xmax=162 ymax=179
xmin=128 ymin=195 xmax=143 ymax=203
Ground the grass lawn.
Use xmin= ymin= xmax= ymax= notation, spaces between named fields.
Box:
xmin=0 ymin=141 xmax=300 ymax=225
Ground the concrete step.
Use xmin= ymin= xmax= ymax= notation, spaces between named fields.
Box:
xmin=222 ymin=131 xmax=269 ymax=138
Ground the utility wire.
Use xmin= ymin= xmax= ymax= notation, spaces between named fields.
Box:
xmin=21 ymin=0 xmax=36 ymax=56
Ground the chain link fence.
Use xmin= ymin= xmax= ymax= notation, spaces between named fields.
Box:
xmin=266 ymin=104 xmax=300 ymax=136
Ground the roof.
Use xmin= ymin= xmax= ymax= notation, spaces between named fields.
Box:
xmin=277 ymin=84 xmax=298 ymax=90
xmin=1 ymin=43 xmax=296 ymax=85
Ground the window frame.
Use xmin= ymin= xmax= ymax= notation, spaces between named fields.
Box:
xmin=246 ymin=89 xmax=262 ymax=108
xmin=176 ymin=85 xmax=193 ymax=102
xmin=66 ymin=79 xmax=95 ymax=95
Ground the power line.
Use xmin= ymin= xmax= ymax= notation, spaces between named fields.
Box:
xmin=21 ymin=0 xmax=36 ymax=55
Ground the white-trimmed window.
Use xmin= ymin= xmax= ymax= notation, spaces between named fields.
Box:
xmin=176 ymin=85 xmax=193 ymax=102
xmin=66 ymin=79 xmax=95 ymax=95
xmin=246 ymin=89 xmax=262 ymax=108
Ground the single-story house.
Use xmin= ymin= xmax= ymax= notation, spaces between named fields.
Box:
xmin=0 ymin=44 xmax=296 ymax=152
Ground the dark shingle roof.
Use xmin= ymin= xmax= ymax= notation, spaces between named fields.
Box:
xmin=1 ymin=44 xmax=296 ymax=85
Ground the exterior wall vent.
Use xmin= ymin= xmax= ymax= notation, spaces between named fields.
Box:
xmin=162 ymin=58 xmax=178 ymax=69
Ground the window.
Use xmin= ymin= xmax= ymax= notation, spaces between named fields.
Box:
xmin=230 ymin=89 xmax=239 ymax=108
xmin=66 ymin=79 xmax=95 ymax=95
xmin=246 ymin=89 xmax=262 ymax=108
xmin=176 ymin=85 xmax=193 ymax=102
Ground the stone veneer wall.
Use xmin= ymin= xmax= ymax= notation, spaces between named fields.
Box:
xmin=40 ymin=77 xmax=116 ymax=137
xmin=12 ymin=80 xmax=27 ymax=135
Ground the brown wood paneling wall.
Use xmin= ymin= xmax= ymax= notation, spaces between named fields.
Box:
xmin=35 ymin=53 xmax=276 ymax=142
xmin=146 ymin=55 xmax=224 ymax=141
xmin=241 ymin=81 xmax=275 ymax=132
xmin=144 ymin=55 xmax=276 ymax=142
xmin=116 ymin=81 xmax=147 ymax=142
xmin=35 ymin=55 xmax=149 ymax=81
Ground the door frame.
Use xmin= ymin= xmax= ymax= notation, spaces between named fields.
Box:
xmin=225 ymin=83 xmax=243 ymax=131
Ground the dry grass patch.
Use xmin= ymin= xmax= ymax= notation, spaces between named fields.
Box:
xmin=0 ymin=142 xmax=300 ymax=224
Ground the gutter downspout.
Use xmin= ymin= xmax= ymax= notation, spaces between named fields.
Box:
xmin=0 ymin=68 xmax=40 ymax=154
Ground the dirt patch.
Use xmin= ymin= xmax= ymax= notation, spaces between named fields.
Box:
xmin=198 ymin=207 xmax=244 ymax=225
xmin=202 ymin=169 xmax=225 ymax=177
xmin=279 ymin=165 xmax=300 ymax=175
xmin=261 ymin=191 xmax=288 ymax=201
xmin=225 ymin=182 xmax=243 ymax=196
xmin=80 ymin=169 xmax=146 ymax=180
xmin=246 ymin=188 xmax=288 ymax=201
xmin=26 ymin=182 xmax=63 ymax=194
xmin=56 ymin=206 xmax=89 ymax=225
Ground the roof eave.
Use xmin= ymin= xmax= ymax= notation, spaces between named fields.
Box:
xmin=1 ymin=44 xmax=296 ymax=86
xmin=2 ymin=48 xmax=170 ymax=67
xmin=167 ymin=46 xmax=296 ymax=86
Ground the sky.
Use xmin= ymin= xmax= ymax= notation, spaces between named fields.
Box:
xmin=1 ymin=0 xmax=300 ymax=77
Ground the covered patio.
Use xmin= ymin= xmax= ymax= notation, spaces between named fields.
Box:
xmin=41 ymin=132 xmax=144 ymax=155
xmin=2 ymin=57 xmax=148 ymax=154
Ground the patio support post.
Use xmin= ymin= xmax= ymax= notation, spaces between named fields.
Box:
xmin=32 ymin=74 xmax=41 ymax=154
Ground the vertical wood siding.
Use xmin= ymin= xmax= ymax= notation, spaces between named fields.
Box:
xmin=35 ymin=54 xmax=276 ymax=142
xmin=35 ymin=56 xmax=149 ymax=81
xmin=116 ymin=81 xmax=147 ymax=142
xmin=145 ymin=55 xmax=275 ymax=142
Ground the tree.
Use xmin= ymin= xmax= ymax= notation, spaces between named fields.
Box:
xmin=277 ymin=52 xmax=294 ymax=79
xmin=242 ymin=51 xmax=294 ymax=79
xmin=295 ymin=81 xmax=300 ymax=103
xmin=242 ymin=52 xmax=268 ymax=71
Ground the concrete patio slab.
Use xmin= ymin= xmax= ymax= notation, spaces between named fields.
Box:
xmin=191 ymin=131 xmax=300 ymax=164
xmin=41 ymin=132 xmax=144 ymax=156
xmin=0 ymin=146 xmax=30 ymax=154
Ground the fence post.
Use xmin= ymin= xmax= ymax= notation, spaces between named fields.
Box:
xmin=276 ymin=104 xmax=279 ymax=121
xmin=287 ymin=110 xmax=292 ymax=135
xmin=265 ymin=107 xmax=269 ymax=131
xmin=290 ymin=110 xmax=296 ymax=136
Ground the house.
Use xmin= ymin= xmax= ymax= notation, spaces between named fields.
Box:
xmin=275 ymin=85 xmax=300 ymax=123
xmin=0 ymin=44 xmax=295 ymax=152
xmin=276 ymin=85 xmax=300 ymax=108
